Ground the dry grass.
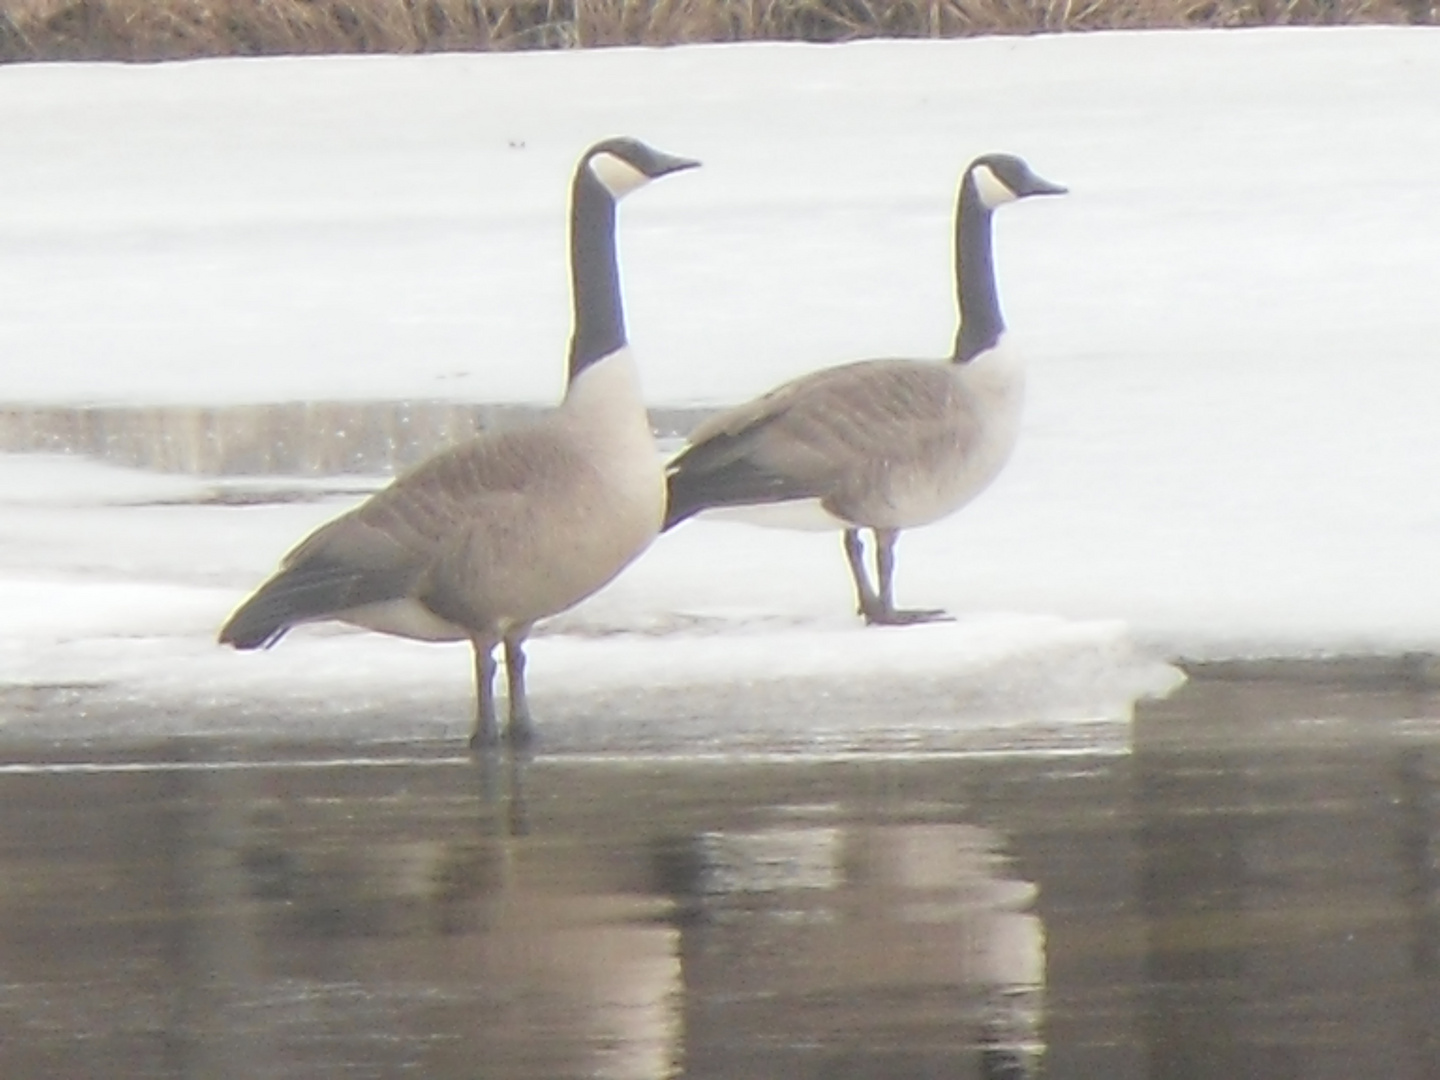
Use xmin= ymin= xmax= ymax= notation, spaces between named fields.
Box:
xmin=0 ymin=0 xmax=1432 ymax=62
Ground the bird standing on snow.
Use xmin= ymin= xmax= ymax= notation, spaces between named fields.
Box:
xmin=663 ymin=153 xmax=1065 ymax=625
xmin=219 ymin=137 xmax=699 ymax=747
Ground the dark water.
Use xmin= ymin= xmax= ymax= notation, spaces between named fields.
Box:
xmin=2 ymin=677 xmax=1439 ymax=1080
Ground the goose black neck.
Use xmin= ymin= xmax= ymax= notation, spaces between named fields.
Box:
xmin=567 ymin=172 xmax=626 ymax=384
xmin=951 ymin=181 xmax=1004 ymax=364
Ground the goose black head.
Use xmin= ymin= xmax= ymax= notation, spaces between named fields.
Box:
xmin=580 ymin=137 xmax=701 ymax=200
xmin=966 ymin=153 xmax=1067 ymax=211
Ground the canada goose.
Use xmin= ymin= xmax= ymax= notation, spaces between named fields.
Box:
xmin=664 ymin=153 xmax=1064 ymax=625
xmin=219 ymin=137 xmax=699 ymax=747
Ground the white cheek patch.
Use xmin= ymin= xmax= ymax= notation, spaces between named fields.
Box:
xmin=971 ymin=164 xmax=1017 ymax=210
xmin=588 ymin=152 xmax=649 ymax=198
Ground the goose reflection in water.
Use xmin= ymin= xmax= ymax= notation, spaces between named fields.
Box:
xmin=657 ymin=815 xmax=1046 ymax=1079
xmin=232 ymin=758 xmax=1044 ymax=1080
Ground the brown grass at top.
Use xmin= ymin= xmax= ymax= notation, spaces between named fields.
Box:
xmin=0 ymin=0 xmax=1432 ymax=63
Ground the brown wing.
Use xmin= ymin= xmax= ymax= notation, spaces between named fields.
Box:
xmin=219 ymin=420 xmax=584 ymax=647
xmin=665 ymin=359 xmax=974 ymax=527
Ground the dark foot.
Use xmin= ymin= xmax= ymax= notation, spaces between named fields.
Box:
xmin=505 ymin=711 xmax=536 ymax=750
xmin=468 ymin=717 xmax=501 ymax=752
xmin=861 ymin=605 xmax=954 ymax=627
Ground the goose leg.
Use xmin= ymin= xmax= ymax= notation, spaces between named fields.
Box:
xmin=842 ymin=528 xmax=886 ymax=622
xmin=469 ymin=637 xmax=501 ymax=749
xmin=869 ymin=527 xmax=951 ymax=626
xmin=503 ymin=632 xmax=535 ymax=748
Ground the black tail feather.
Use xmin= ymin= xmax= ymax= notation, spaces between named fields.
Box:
xmin=218 ymin=562 xmax=401 ymax=650
xmin=662 ymin=477 xmax=705 ymax=531
xmin=663 ymin=463 xmax=815 ymax=531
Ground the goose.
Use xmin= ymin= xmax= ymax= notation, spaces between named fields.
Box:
xmin=663 ymin=152 xmax=1064 ymax=625
xmin=219 ymin=137 xmax=699 ymax=747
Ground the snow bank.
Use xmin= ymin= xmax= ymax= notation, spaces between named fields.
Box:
xmin=5 ymin=30 xmax=1440 ymax=740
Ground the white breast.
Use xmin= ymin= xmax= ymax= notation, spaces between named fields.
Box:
xmin=564 ymin=346 xmax=668 ymax=532
xmin=865 ymin=340 xmax=1024 ymax=530
xmin=927 ymin=333 xmax=1026 ymax=516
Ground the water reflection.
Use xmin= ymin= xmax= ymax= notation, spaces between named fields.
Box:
xmin=665 ymin=820 xmax=1043 ymax=1079
xmin=0 ymin=749 xmax=1048 ymax=1079
xmin=1131 ymin=678 xmax=1440 ymax=1080
xmin=223 ymin=759 xmax=686 ymax=1080
xmin=2 ymin=677 xmax=1440 ymax=1079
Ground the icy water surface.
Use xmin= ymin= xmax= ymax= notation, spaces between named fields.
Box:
xmin=2 ymin=676 xmax=1439 ymax=1080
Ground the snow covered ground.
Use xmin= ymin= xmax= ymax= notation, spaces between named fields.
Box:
xmin=3 ymin=28 xmax=1439 ymax=744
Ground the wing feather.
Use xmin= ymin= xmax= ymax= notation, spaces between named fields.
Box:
xmin=665 ymin=360 xmax=971 ymax=527
xmin=221 ymin=420 xmax=587 ymax=646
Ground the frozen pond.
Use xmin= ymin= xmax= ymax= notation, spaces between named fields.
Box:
xmin=3 ymin=31 xmax=1440 ymax=1075
xmin=5 ymin=29 xmax=1440 ymax=664
xmin=2 ymin=675 xmax=1439 ymax=1079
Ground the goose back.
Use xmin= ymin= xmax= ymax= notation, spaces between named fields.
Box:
xmin=665 ymin=342 xmax=1024 ymax=531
